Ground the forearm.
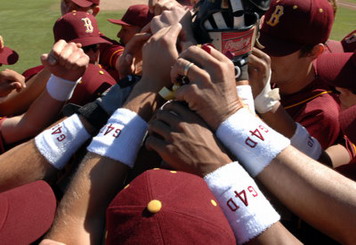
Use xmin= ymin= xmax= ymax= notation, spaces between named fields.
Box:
xmin=258 ymin=146 xmax=356 ymax=244
xmin=0 ymin=140 xmax=57 ymax=192
xmin=246 ymin=222 xmax=301 ymax=245
xmin=258 ymin=102 xmax=296 ymax=138
xmin=2 ymin=90 xmax=65 ymax=144
xmin=0 ymin=114 xmax=95 ymax=192
xmin=0 ymin=68 xmax=50 ymax=116
xmin=46 ymin=153 xmax=129 ymax=244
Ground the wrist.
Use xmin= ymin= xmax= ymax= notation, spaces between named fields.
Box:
xmin=216 ymin=107 xmax=290 ymax=176
xmin=210 ymin=100 xmax=244 ymax=131
xmin=204 ymin=162 xmax=280 ymax=244
xmin=46 ymin=74 xmax=80 ymax=101
xmin=199 ymin=155 xmax=232 ymax=177
xmin=124 ymin=82 xmax=166 ymax=122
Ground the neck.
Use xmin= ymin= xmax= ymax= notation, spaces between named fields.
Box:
xmin=279 ymin=63 xmax=316 ymax=95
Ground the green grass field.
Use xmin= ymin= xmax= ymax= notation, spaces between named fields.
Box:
xmin=1 ymin=0 xmax=355 ymax=73
xmin=1 ymin=0 xmax=123 ymax=73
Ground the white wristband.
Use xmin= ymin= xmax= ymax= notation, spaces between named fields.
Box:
xmin=216 ymin=108 xmax=290 ymax=177
xmin=254 ymin=70 xmax=280 ymax=114
xmin=87 ymin=108 xmax=147 ymax=168
xmin=35 ymin=114 xmax=91 ymax=169
xmin=205 ymin=162 xmax=280 ymax=244
xmin=236 ymin=85 xmax=255 ymax=115
xmin=291 ymin=123 xmax=322 ymax=160
xmin=46 ymin=74 xmax=80 ymax=101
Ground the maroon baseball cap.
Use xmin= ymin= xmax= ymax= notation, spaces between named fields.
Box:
xmin=0 ymin=36 xmax=19 ymax=65
xmin=53 ymin=11 xmax=111 ymax=47
xmin=71 ymin=0 xmax=99 ymax=8
xmin=316 ymin=51 xmax=356 ymax=91
xmin=339 ymin=105 xmax=356 ymax=145
xmin=107 ymin=4 xmax=153 ymax=28
xmin=106 ymin=169 xmax=236 ymax=245
xmin=69 ymin=64 xmax=116 ymax=105
xmin=325 ymin=39 xmax=344 ymax=53
xmin=0 ymin=181 xmax=57 ymax=245
xmin=259 ymin=0 xmax=334 ymax=56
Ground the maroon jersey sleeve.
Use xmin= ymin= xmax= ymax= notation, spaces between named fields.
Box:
xmin=290 ymin=93 xmax=341 ymax=149
xmin=281 ymin=78 xmax=341 ymax=149
xmin=22 ymin=65 xmax=44 ymax=81
xmin=99 ymin=43 xmax=124 ymax=69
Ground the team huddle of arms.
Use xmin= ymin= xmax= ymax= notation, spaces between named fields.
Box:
xmin=0 ymin=0 xmax=356 ymax=244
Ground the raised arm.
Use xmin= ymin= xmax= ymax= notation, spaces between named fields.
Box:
xmin=1 ymin=40 xmax=88 ymax=145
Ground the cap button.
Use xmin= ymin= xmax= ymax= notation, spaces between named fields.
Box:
xmin=211 ymin=199 xmax=218 ymax=207
xmin=99 ymin=70 xmax=104 ymax=75
xmin=147 ymin=199 xmax=162 ymax=214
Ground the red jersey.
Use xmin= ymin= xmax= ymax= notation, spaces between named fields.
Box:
xmin=280 ymin=77 xmax=341 ymax=149
xmin=99 ymin=35 xmax=124 ymax=82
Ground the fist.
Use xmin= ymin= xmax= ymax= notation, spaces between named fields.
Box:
xmin=41 ymin=40 xmax=89 ymax=82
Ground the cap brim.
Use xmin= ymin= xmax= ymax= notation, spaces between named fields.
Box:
xmin=316 ymin=52 xmax=355 ymax=90
xmin=258 ymin=31 xmax=303 ymax=57
xmin=0 ymin=181 xmax=56 ymax=244
xmin=107 ymin=19 xmax=131 ymax=26
xmin=0 ymin=47 xmax=19 ymax=65
xmin=73 ymin=36 xmax=111 ymax=47
xmin=71 ymin=0 xmax=93 ymax=7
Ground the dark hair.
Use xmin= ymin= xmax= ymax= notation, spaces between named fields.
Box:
xmin=299 ymin=45 xmax=316 ymax=57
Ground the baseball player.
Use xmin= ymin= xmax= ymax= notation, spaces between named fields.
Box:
xmin=254 ymin=0 xmax=341 ymax=150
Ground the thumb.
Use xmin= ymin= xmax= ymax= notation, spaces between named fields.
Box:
xmin=41 ymin=53 xmax=57 ymax=66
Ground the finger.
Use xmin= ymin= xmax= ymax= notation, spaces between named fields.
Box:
xmin=49 ymin=39 xmax=68 ymax=65
xmin=141 ymin=22 xmax=151 ymax=33
xmin=248 ymin=53 xmax=266 ymax=70
xmin=155 ymin=108 xmax=181 ymax=127
xmin=161 ymin=101 xmax=197 ymax=119
xmin=57 ymin=42 xmax=78 ymax=67
xmin=148 ymin=0 xmax=158 ymax=13
xmin=170 ymin=57 xmax=208 ymax=84
xmin=64 ymin=48 xmax=86 ymax=70
xmin=123 ymin=32 xmax=152 ymax=56
xmin=147 ymin=119 xmax=173 ymax=144
xmin=200 ymin=43 xmax=232 ymax=63
xmin=12 ymin=82 xmax=25 ymax=92
xmin=173 ymin=83 xmax=200 ymax=107
xmin=0 ymin=69 xmax=25 ymax=84
xmin=74 ymin=53 xmax=90 ymax=69
xmin=147 ymin=23 xmax=181 ymax=48
xmin=251 ymin=47 xmax=271 ymax=64
xmin=178 ymin=45 xmax=223 ymax=72
xmin=145 ymin=134 xmax=167 ymax=152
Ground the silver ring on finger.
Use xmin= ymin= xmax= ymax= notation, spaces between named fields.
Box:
xmin=183 ymin=62 xmax=194 ymax=77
